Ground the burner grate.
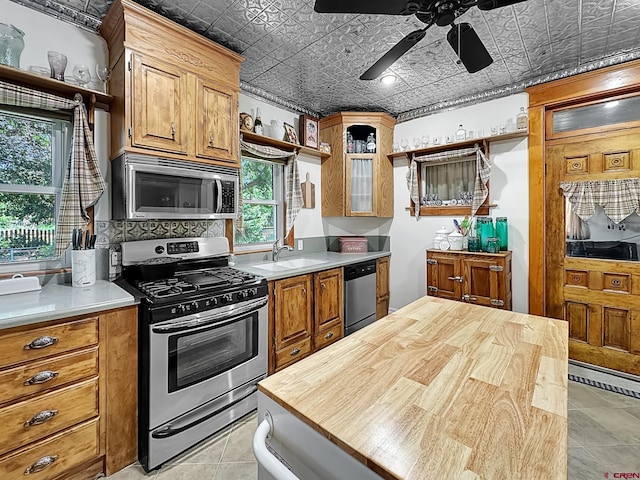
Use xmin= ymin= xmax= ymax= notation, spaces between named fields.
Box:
xmin=137 ymin=279 xmax=199 ymax=299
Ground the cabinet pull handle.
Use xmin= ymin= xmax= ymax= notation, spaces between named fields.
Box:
xmin=290 ymin=348 xmax=301 ymax=356
xmin=24 ymin=370 xmax=59 ymax=386
xmin=209 ymin=131 xmax=214 ymax=146
xmin=324 ymin=332 xmax=334 ymax=340
xmin=24 ymin=410 xmax=59 ymax=429
xmin=171 ymin=122 xmax=176 ymax=139
xmin=24 ymin=455 xmax=59 ymax=475
xmin=302 ymin=288 xmax=306 ymax=295
xmin=461 ymin=294 xmax=477 ymax=303
xmin=24 ymin=335 xmax=58 ymax=350
xmin=447 ymin=276 xmax=463 ymax=283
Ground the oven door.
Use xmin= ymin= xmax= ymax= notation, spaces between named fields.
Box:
xmin=148 ymin=297 xmax=267 ymax=428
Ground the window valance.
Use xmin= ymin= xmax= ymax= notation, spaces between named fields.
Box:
xmin=406 ymin=144 xmax=490 ymax=218
xmin=560 ymin=178 xmax=640 ymax=224
xmin=0 ymin=81 xmax=106 ymax=256
xmin=239 ymin=140 xmax=302 ymax=238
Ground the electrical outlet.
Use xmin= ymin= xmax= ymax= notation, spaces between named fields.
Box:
xmin=110 ymin=250 xmax=121 ymax=266
xmin=297 ymin=240 xmax=303 ymax=250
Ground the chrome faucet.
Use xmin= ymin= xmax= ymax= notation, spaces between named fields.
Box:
xmin=272 ymin=239 xmax=293 ymax=262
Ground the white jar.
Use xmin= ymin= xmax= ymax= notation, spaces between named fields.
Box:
xmin=434 ymin=226 xmax=450 ymax=250
xmin=448 ymin=231 xmax=464 ymax=251
xmin=270 ymin=120 xmax=286 ymax=141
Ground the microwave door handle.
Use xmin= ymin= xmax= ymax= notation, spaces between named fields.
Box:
xmin=215 ymin=178 xmax=222 ymax=213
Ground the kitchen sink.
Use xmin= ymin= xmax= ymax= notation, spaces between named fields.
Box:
xmin=251 ymin=258 xmax=329 ymax=271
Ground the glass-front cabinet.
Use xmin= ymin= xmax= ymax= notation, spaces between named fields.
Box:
xmin=319 ymin=112 xmax=395 ymax=217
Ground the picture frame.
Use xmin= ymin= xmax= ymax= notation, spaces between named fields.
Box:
xmin=299 ymin=115 xmax=319 ymax=149
xmin=283 ymin=122 xmax=299 ymax=145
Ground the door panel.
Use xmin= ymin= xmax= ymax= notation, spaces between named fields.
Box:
xmin=565 ymin=302 xmax=588 ymax=343
xmin=426 ymin=255 xmax=460 ymax=301
xmin=464 ymin=258 xmax=497 ymax=308
xmin=196 ymin=78 xmax=238 ymax=164
xmin=314 ymin=268 xmax=343 ymax=333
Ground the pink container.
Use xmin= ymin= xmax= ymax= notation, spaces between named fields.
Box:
xmin=339 ymin=236 xmax=368 ymax=253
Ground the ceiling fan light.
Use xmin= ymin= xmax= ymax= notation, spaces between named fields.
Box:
xmin=380 ymin=74 xmax=397 ymax=85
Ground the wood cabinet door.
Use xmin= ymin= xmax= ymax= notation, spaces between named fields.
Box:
xmin=376 ymin=257 xmax=390 ymax=319
xmin=314 ymin=268 xmax=343 ymax=334
xmin=345 ymin=154 xmax=376 ymax=216
xmin=274 ymin=275 xmax=312 ymax=352
xmin=462 ymin=257 xmax=502 ymax=308
xmin=196 ymin=78 xmax=238 ymax=165
xmin=131 ymin=53 xmax=188 ymax=154
xmin=426 ymin=253 xmax=461 ymax=301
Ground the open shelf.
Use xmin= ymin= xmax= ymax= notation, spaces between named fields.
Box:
xmin=241 ymin=130 xmax=330 ymax=159
xmin=388 ymin=130 xmax=528 ymax=160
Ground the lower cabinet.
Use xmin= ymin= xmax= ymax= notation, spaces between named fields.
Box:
xmin=0 ymin=306 xmax=138 ymax=480
xmin=376 ymin=256 xmax=390 ymax=319
xmin=426 ymin=250 xmax=512 ymax=310
xmin=269 ymin=267 xmax=344 ymax=373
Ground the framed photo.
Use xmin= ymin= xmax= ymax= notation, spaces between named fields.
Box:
xmin=283 ymin=122 xmax=299 ymax=145
xmin=299 ymin=115 xmax=319 ymax=149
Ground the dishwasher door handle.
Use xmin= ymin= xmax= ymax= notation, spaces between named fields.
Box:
xmin=253 ymin=414 xmax=301 ymax=480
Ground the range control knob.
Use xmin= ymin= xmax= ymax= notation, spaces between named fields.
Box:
xmin=221 ymin=293 xmax=233 ymax=304
xmin=238 ymin=290 xmax=249 ymax=300
xmin=176 ymin=304 xmax=186 ymax=314
xmin=191 ymin=301 xmax=199 ymax=311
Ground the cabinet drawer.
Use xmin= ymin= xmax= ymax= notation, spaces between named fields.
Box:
xmin=0 ymin=418 xmax=99 ymax=480
xmin=0 ymin=318 xmax=98 ymax=369
xmin=314 ymin=324 xmax=342 ymax=351
xmin=0 ymin=348 xmax=98 ymax=405
xmin=0 ymin=379 xmax=98 ymax=456
xmin=275 ymin=337 xmax=312 ymax=371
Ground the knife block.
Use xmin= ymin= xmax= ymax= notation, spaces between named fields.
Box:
xmin=72 ymin=249 xmax=96 ymax=287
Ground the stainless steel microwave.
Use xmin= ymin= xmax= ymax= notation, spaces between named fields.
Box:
xmin=111 ymin=153 xmax=238 ymax=220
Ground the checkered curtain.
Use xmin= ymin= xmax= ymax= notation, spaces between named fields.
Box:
xmin=561 ymin=179 xmax=640 ymax=224
xmin=406 ymin=145 xmax=491 ymax=218
xmin=239 ymin=140 xmax=302 ymax=238
xmin=0 ymin=81 xmax=106 ymax=256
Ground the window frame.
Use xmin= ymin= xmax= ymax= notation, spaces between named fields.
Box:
xmin=0 ymin=106 xmax=72 ymax=272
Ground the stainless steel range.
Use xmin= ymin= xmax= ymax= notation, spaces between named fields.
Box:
xmin=120 ymin=237 xmax=267 ymax=472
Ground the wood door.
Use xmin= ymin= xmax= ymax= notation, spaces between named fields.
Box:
xmin=426 ymin=252 xmax=461 ymax=301
xmin=196 ymin=78 xmax=238 ymax=165
xmin=345 ymin=154 xmax=376 ymax=216
xmin=376 ymin=257 xmax=390 ymax=319
xmin=131 ymin=53 xmax=188 ymax=154
xmin=273 ymin=275 xmax=313 ymax=352
xmin=546 ymin=133 xmax=640 ymax=375
xmin=463 ymin=257 xmax=505 ymax=308
xmin=314 ymin=268 xmax=343 ymax=334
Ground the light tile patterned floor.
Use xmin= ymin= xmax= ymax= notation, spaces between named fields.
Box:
xmin=108 ymin=382 xmax=640 ymax=480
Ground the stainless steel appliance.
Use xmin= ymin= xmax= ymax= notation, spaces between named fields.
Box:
xmin=120 ymin=237 xmax=267 ymax=472
xmin=344 ymin=260 xmax=377 ymax=336
xmin=111 ymin=153 xmax=238 ymax=220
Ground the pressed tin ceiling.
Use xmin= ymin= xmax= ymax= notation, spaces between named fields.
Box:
xmin=12 ymin=0 xmax=640 ymax=121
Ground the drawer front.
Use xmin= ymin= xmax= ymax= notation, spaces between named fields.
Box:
xmin=314 ymin=324 xmax=343 ymax=351
xmin=0 ymin=318 xmax=99 ymax=370
xmin=0 ymin=379 xmax=98 ymax=456
xmin=0 ymin=348 xmax=98 ymax=405
xmin=0 ymin=418 xmax=99 ymax=480
xmin=275 ymin=337 xmax=311 ymax=371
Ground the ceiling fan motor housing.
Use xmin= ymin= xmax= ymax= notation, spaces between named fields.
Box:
xmin=435 ymin=2 xmax=457 ymax=26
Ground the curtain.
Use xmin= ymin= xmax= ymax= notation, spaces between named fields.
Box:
xmin=239 ymin=139 xmax=302 ymax=238
xmin=350 ymin=158 xmax=373 ymax=212
xmin=406 ymin=145 xmax=491 ymax=218
xmin=560 ymin=178 xmax=640 ymax=224
xmin=0 ymin=81 xmax=106 ymax=256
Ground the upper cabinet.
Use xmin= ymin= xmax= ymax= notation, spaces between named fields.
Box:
xmin=100 ymin=0 xmax=242 ymax=167
xmin=319 ymin=112 xmax=395 ymax=217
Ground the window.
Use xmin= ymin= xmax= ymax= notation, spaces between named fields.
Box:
xmin=420 ymin=157 xmax=476 ymax=204
xmin=0 ymin=107 xmax=70 ymax=264
xmin=234 ymin=157 xmax=284 ymax=250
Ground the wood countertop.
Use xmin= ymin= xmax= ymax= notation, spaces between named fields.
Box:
xmin=258 ymin=296 xmax=568 ymax=480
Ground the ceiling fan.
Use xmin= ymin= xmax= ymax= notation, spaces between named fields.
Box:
xmin=313 ymin=0 xmax=528 ymax=80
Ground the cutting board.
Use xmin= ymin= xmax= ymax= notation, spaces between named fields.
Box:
xmin=301 ymin=172 xmax=315 ymax=209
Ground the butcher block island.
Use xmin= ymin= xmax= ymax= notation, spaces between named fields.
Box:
xmin=255 ymin=296 xmax=568 ymax=480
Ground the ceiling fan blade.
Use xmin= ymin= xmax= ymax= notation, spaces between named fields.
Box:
xmin=314 ymin=0 xmax=425 ymax=15
xmin=446 ymin=23 xmax=493 ymax=73
xmin=360 ymin=29 xmax=428 ymax=80
xmin=476 ymin=0 xmax=528 ymax=10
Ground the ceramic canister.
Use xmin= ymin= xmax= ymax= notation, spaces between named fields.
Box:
xmin=448 ymin=231 xmax=464 ymax=251
xmin=434 ymin=226 xmax=450 ymax=250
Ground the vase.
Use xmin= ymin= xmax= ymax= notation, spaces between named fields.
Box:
xmin=270 ymin=120 xmax=285 ymax=141
xmin=47 ymin=51 xmax=67 ymax=81
xmin=0 ymin=23 xmax=25 ymax=68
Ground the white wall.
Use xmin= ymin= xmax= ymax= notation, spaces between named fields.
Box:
xmin=2 ymin=0 xmax=108 ymax=83
xmin=390 ymin=93 xmax=530 ymax=313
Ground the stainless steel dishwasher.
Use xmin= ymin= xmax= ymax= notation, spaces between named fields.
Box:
xmin=344 ymin=260 xmax=377 ymax=336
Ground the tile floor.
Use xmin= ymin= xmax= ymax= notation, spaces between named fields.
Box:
xmin=108 ymin=382 xmax=640 ymax=480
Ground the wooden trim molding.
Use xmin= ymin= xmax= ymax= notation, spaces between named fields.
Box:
xmin=528 ymin=105 xmax=545 ymax=316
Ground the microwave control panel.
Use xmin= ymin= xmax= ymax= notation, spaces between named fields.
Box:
xmin=220 ymin=180 xmax=235 ymax=214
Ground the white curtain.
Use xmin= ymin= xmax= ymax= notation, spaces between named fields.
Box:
xmin=350 ymin=158 xmax=373 ymax=212
xmin=423 ymin=160 xmax=475 ymax=200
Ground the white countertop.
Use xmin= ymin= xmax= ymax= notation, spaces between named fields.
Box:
xmin=0 ymin=280 xmax=137 ymax=330
xmin=234 ymin=251 xmax=390 ymax=280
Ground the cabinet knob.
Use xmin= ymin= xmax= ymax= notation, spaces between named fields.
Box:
xmin=290 ymin=348 xmax=301 ymax=356
xmin=171 ymin=122 xmax=176 ymax=139
xmin=24 ymin=455 xmax=59 ymax=475
xmin=320 ymin=283 xmax=326 ymax=290
xmin=302 ymin=288 xmax=306 ymax=295
xmin=23 ymin=335 xmax=58 ymax=350
xmin=24 ymin=410 xmax=59 ymax=429
xmin=24 ymin=370 xmax=59 ymax=386
xmin=324 ymin=332 xmax=334 ymax=339
xmin=209 ymin=131 xmax=214 ymax=146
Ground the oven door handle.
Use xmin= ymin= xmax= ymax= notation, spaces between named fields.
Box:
xmin=152 ymin=298 xmax=268 ymax=333
xmin=151 ymin=381 xmax=260 ymax=439
xmin=215 ymin=178 xmax=223 ymax=213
